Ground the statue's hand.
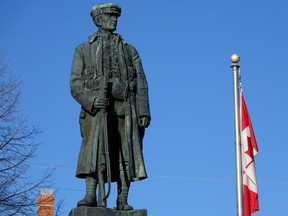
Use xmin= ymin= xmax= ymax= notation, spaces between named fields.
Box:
xmin=138 ymin=116 xmax=150 ymax=128
xmin=93 ymin=98 xmax=107 ymax=110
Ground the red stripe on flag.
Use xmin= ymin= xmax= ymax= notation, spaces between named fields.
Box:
xmin=243 ymin=185 xmax=259 ymax=216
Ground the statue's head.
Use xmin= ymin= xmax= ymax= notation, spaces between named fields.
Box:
xmin=90 ymin=3 xmax=121 ymax=33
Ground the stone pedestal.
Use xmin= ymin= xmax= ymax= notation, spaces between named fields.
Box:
xmin=68 ymin=207 xmax=147 ymax=216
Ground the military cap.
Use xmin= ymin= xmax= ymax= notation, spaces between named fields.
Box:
xmin=90 ymin=3 xmax=121 ymax=18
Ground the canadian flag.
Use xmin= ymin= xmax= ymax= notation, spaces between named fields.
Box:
xmin=241 ymin=90 xmax=259 ymax=216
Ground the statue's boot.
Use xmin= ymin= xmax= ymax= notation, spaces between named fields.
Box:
xmin=116 ymin=169 xmax=133 ymax=210
xmin=77 ymin=176 xmax=97 ymax=207
xmin=97 ymin=170 xmax=107 ymax=208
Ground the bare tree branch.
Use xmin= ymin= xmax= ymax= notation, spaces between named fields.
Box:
xmin=0 ymin=57 xmax=64 ymax=215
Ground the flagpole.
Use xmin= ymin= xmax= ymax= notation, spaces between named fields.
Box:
xmin=230 ymin=54 xmax=243 ymax=216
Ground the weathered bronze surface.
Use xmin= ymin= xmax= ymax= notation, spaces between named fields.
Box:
xmin=70 ymin=3 xmax=151 ymax=210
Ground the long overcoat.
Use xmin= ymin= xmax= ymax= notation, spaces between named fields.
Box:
xmin=70 ymin=32 xmax=151 ymax=182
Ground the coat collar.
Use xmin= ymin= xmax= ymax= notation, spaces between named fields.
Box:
xmin=88 ymin=32 xmax=126 ymax=44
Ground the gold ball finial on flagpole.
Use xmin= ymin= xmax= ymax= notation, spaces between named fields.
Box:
xmin=231 ymin=53 xmax=240 ymax=63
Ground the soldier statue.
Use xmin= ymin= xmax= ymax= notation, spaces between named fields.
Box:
xmin=70 ymin=3 xmax=151 ymax=210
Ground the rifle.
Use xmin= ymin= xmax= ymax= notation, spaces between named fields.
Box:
xmin=97 ymin=73 xmax=111 ymax=204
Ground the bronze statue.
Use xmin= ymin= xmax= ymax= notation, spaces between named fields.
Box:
xmin=70 ymin=3 xmax=151 ymax=210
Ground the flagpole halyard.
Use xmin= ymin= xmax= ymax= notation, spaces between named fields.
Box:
xmin=231 ymin=54 xmax=244 ymax=216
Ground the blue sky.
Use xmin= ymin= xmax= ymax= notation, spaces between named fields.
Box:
xmin=1 ymin=1 xmax=288 ymax=215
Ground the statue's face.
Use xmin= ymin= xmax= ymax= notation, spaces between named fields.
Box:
xmin=98 ymin=13 xmax=118 ymax=33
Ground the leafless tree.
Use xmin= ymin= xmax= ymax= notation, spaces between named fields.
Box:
xmin=0 ymin=57 xmax=62 ymax=216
